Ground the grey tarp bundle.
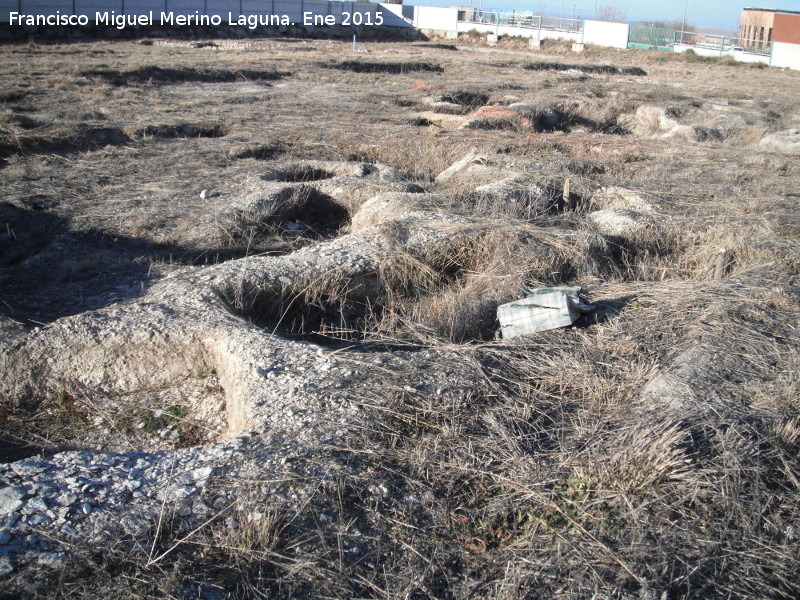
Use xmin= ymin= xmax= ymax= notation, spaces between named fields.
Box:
xmin=496 ymin=287 xmax=595 ymax=339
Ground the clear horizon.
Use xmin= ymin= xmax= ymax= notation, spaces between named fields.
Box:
xmin=401 ymin=0 xmax=800 ymax=31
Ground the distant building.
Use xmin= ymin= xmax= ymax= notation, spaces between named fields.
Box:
xmin=739 ymin=7 xmax=800 ymax=51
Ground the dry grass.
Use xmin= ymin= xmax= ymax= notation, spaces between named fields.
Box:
xmin=210 ymin=279 xmax=798 ymax=599
xmin=1 ymin=33 xmax=799 ymax=600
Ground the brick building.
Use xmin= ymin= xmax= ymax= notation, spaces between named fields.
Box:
xmin=739 ymin=7 xmax=800 ymax=51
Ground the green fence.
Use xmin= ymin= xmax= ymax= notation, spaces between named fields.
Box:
xmin=457 ymin=10 xmax=542 ymax=29
xmin=630 ymin=26 xmax=773 ymax=60
xmin=628 ymin=25 xmax=675 ymax=50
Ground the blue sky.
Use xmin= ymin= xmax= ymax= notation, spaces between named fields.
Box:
xmin=402 ymin=0 xmax=800 ymax=30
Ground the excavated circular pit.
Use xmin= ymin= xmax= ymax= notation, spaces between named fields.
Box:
xmin=274 ymin=165 xmax=336 ymax=182
xmin=226 ymin=256 xmax=504 ymax=349
xmin=238 ymin=288 xmax=380 ymax=348
xmin=227 ymin=186 xmax=351 ymax=244
xmin=0 ymin=372 xmax=230 ymax=458
xmin=271 ymin=188 xmax=350 ymax=237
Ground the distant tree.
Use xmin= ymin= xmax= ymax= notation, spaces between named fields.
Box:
xmin=652 ymin=19 xmax=695 ymax=32
xmin=597 ymin=4 xmax=626 ymax=22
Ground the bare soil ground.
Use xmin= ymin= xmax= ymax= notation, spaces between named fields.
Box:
xmin=1 ymin=32 xmax=799 ymax=599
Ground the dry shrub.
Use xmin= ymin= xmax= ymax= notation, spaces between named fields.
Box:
xmin=373 ymin=260 xmax=520 ymax=343
xmin=210 ymin=505 xmax=284 ymax=563
xmin=438 ymin=177 xmax=567 ymax=220
xmin=683 ymin=49 xmax=720 ymax=64
xmin=403 ymin=279 xmax=800 ymax=598
xmin=679 ymin=221 xmax=787 ymax=280
xmin=324 ymin=60 xmax=443 ymax=74
xmin=0 ymin=122 xmax=86 ymax=154
xmin=525 ymin=62 xmax=646 ymax=76
xmin=82 ymin=65 xmax=290 ymax=85
xmin=354 ymin=137 xmax=475 ymax=181
xmin=572 ymin=422 xmax=690 ymax=496
xmin=441 ymin=89 xmax=490 ymax=110
xmin=703 ymin=116 xmax=768 ymax=146
xmin=125 ymin=123 xmax=228 ymax=139
xmin=226 ymin=264 xmax=366 ymax=342
xmin=368 ymin=226 xmax=613 ymax=343
xmin=557 ymin=97 xmax=632 ymax=134
xmin=365 ymin=229 xmax=527 ymax=343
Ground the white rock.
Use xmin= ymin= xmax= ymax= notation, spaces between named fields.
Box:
xmin=191 ymin=466 xmax=214 ymax=482
xmin=591 ymin=187 xmax=654 ymax=212
xmin=430 ymin=101 xmax=464 ymax=115
xmin=588 ymin=209 xmax=652 ymax=237
xmin=10 ymin=461 xmax=47 ymax=476
xmin=759 ymin=129 xmax=800 ymax=155
xmin=0 ymin=488 xmax=25 ymax=516
xmin=176 ymin=486 xmax=196 ymax=499
xmin=27 ymin=513 xmax=51 ymax=527
xmin=435 ymin=148 xmax=484 ymax=184
xmin=631 ymin=105 xmax=679 ymax=134
xmin=192 ymin=500 xmax=211 ymax=516
xmin=175 ymin=472 xmax=193 ymax=486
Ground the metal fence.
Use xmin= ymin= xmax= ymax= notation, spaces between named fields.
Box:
xmin=457 ymin=9 xmax=580 ymax=33
xmin=457 ymin=8 xmax=496 ymax=25
xmin=457 ymin=9 xmax=538 ymax=27
xmin=627 ymin=25 xmax=675 ymax=50
xmin=734 ymin=35 xmax=772 ymax=56
xmin=540 ymin=15 xmax=581 ymax=33
xmin=630 ymin=26 xmax=773 ymax=58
